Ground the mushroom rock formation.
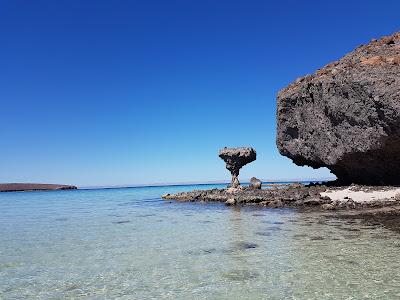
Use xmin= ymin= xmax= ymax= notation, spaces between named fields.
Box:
xmin=219 ymin=147 xmax=256 ymax=188
xmin=277 ymin=32 xmax=400 ymax=185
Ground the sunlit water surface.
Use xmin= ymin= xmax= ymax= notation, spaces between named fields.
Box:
xmin=1 ymin=184 xmax=400 ymax=299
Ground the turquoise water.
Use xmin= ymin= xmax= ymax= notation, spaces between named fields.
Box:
xmin=1 ymin=184 xmax=400 ymax=299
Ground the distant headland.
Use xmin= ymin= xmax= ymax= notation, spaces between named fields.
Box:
xmin=0 ymin=183 xmax=77 ymax=192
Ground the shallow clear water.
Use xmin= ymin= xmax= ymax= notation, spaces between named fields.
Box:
xmin=1 ymin=184 xmax=400 ymax=299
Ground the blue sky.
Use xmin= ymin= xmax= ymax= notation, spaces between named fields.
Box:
xmin=1 ymin=0 xmax=399 ymax=186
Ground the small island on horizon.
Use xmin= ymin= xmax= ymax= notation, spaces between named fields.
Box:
xmin=0 ymin=183 xmax=77 ymax=192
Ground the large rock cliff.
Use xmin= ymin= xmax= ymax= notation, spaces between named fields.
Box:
xmin=277 ymin=32 xmax=400 ymax=185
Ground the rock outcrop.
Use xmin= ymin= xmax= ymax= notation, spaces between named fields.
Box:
xmin=277 ymin=32 xmax=400 ymax=185
xmin=219 ymin=147 xmax=256 ymax=188
xmin=162 ymin=183 xmax=400 ymax=210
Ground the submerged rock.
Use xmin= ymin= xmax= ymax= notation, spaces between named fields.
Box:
xmin=219 ymin=147 xmax=256 ymax=188
xmin=277 ymin=32 xmax=400 ymax=185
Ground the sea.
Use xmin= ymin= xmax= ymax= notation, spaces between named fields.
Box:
xmin=1 ymin=183 xmax=400 ymax=299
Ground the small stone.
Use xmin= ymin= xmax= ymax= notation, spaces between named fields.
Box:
xmin=271 ymin=199 xmax=283 ymax=208
xmin=289 ymin=183 xmax=304 ymax=188
xmin=226 ymin=187 xmax=241 ymax=194
xmin=225 ymin=198 xmax=236 ymax=206
xmin=303 ymin=198 xmax=323 ymax=205
xmin=249 ymin=177 xmax=262 ymax=189
xmin=387 ymin=39 xmax=395 ymax=45
xmin=322 ymin=203 xmax=336 ymax=210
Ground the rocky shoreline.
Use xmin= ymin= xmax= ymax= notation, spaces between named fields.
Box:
xmin=162 ymin=183 xmax=400 ymax=211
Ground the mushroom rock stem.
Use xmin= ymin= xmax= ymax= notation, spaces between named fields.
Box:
xmin=231 ymin=172 xmax=240 ymax=188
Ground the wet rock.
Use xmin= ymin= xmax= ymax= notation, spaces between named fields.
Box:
xmin=249 ymin=177 xmax=262 ymax=189
xmin=187 ymin=248 xmax=217 ymax=255
xmin=252 ymin=213 xmax=266 ymax=217
xmin=293 ymin=234 xmax=308 ymax=239
xmin=235 ymin=242 xmax=258 ymax=249
xmin=255 ymin=231 xmax=271 ymax=236
xmin=162 ymin=183 xmax=400 ymax=211
xmin=219 ymin=147 xmax=256 ymax=188
xmin=269 ymin=199 xmax=283 ymax=208
xmin=322 ymin=203 xmax=336 ymax=210
xmin=112 ymin=220 xmax=131 ymax=224
xmin=225 ymin=198 xmax=236 ymax=206
xmin=266 ymin=226 xmax=282 ymax=231
xmin=277 ymin=31 xmax=400 ymax=185
xmin=302 ymin=197 xmax=327 ymax=206
xmin=222 ymin=269 xmax=259 ymax=281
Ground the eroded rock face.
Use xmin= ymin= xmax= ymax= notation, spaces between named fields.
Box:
xmin=277 ymin=32 xmax=400 ymax=185
xmin=219 ymin=147 xmax=256 ymax=188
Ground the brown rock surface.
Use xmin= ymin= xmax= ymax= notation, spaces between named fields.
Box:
xmin=277 ymin=32 xmax=400 ymax=185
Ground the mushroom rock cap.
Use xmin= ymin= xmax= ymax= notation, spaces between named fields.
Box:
xmin=219 ymin=147 xmax=257 ymax=174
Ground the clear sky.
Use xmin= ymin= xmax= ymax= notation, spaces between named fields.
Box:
xmin=1 ymin=0 xmax=399 ymax=186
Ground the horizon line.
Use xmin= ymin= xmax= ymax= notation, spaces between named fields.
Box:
xmin=78 ymin=176 xmax=336 ymax=189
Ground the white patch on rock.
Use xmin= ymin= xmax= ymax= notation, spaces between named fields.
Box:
xmin=320 ymin=187 xmax=400 ymax=203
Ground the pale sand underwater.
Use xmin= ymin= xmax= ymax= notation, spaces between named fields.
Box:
xmin=1 ymin=184 xmax=400 ymax=299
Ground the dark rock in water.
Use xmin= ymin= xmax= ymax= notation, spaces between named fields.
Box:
xmin=225 ymin=198 xmax=236 ymax=206
xmin=222 ymin=269 xmax=259 ymax=281
xmin=277 ymin=31 xmax=400 ymax=185
xmin=188 ymin=248 xmax=217 ymax=255
xmin=255 ymin=231 xmax=271 ymax=236
xmin=252 ymin=213 xmax=266 ymax=217
xmin=234 ymin=242 xmax=259 ymax=250
xmin=249 ymin=177 xmax=262 ymax=189
xmin=266 ymin=226 xmax=282 ymax=231
xmin=112 ymin=220 xmax=131 ymax=224
xmin=219 ymin=147 xmax=256 ymax=188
